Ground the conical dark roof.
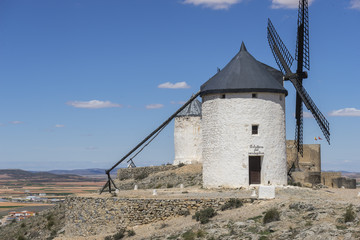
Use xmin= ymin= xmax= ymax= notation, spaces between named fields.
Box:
xmin=177 ymin=98 xmax=202 ymax=117
xmin=200 ymin=42 xmax=287 ymax=96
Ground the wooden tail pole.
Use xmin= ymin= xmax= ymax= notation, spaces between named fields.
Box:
xmin=100 ymin=91 xmax=201 ymax=194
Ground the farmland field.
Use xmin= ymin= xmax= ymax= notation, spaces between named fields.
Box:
xmin=0 ymin=169 xmax=106 ymax=216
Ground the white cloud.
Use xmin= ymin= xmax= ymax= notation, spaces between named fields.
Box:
xmin=10 ymin=121 xmax=23 ymax=124
xmin=182 ymin=0 xmax=241 ymax=10
xmin=158 ymin=81 xmax=190 ymax=89
xmin=350 ymin=0 xmax=360 ymax=10
xmin=86 ymin=146 xmax=98 ymax=150
xmin=55 ymin=124 xmax=65 ymax=128
xmin=66 ymin=100 xmax=122 ymax=109
xmin=171 ymin=101 xmax=187 ymax=105
xmin=271 ymin=0 xmax=314 ymax=9
xmin=303 ymin=112 xmax=313 ymax=118
xmin=329 ymin=108 xmax=360 ymax=117
xmin=146 ymin=104 xmax=164 ymax=109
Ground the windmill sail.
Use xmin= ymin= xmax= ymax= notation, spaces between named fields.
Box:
xmin=267 ymin=19 xmax=294 ymax=75
xmin=267 ymin=0 xmax=330 ymax=158
xmin=290 ymin=78 xmax=330 ymax=144
xmin=296 ymin=0 xmax=310 ymax=71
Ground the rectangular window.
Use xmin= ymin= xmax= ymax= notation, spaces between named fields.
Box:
xmin=252 ymin=93 xmax=257 ymax=98
xmin=252 ymin=125 xmax=259 ymax=135
xmin=221 ymin=94 xmax=226 ymax=99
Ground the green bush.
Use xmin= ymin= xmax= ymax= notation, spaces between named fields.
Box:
xmin=166 ymin=183 xmax=174 ymax=188
xmin=344 ymin=204 xmax=356 ymax=222
xmin=17 ymin=236 xmax=26 ymax=240
xmin=193 ymin=208 xmax=217 ymax=224
xmin=46 ymin=213 xmax=54 ymax=221
xmin=221 ymin=198 xmax=243 ymax=211
xmin=196 ymin=229 xmax=206 ymax=238
xmin=113 ymin=229 xmax=126 ymax=240
xmin=182 ymin=230 xmax=195 ymax=240
xmin=179 ymin=209 xmax=190 ymax=216
xmin=127 ymin=229 xmax=135 ymax=236
xmin=47 ymin=220 xmax=54 ymax=230
xmin=21 ymin=222 xmax=26 ymax=228
xmin=178 ymin=163 xmax=185 ymax=168
xmin=263 ymin=208 xmax=280 ymax=224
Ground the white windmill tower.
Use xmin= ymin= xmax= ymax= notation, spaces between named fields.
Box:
xmin=173 ymin=98 xmax=202 ymax=165
xmin=201 ymin=43 xmax=288 ymax=188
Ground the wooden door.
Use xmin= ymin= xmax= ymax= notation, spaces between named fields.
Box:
xmin=249 ymin=156 xmax=261 ymax=184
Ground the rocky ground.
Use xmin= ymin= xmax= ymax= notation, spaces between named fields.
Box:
xmin=0 ymin=203 xmax=65 ymax=240
xmin=107 ymin=187 xmax=360 ymax=240
xmin=2 ymin=164 xmax=360 ymax=240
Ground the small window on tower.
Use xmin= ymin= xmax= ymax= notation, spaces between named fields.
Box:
xmin=252 ymin=93 xmax=257 ymax=98
xmin=221 ymin=94 xmax=226 ymax=99
xmin=252 ymin=125 xmax=259 ymax=135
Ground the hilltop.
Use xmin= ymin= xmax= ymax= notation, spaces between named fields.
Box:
xmin=0 ymin=169 xmax=103 ymax=182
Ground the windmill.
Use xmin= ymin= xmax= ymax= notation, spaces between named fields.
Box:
xmin=267 ymin=0 xmax=330 ymax=167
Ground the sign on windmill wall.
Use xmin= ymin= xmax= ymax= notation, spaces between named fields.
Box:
xmin=249 ymin=145 xmax=264 ymax=155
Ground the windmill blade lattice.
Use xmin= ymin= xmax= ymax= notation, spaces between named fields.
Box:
xmin=267 ymin=19 xmax=294 ymax=75
xmin=295 ymin=0 xmax=310 ymax=71
xmin=290 ymin=78 xmax=330 ymax=144
xmin=267 ymin=0 xmax=330 ymax=160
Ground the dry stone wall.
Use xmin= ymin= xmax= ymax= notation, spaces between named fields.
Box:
xmin=64 ymin=196 xmax=252 ymax=237
xmin=117 ymin=165 xmax=177 ymax=180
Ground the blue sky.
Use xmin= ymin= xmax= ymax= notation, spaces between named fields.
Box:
xmin=0 ymin=0 xmax=359 ymax=172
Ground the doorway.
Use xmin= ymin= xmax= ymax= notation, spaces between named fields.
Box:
xmin=249 ymin=156 xmax=261 ymax=184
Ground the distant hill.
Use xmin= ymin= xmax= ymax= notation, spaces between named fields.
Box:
xmin=0 ymin=169 xmax=102 ymax=182
xmin=48 ymin=168 xmax=106 ymax=176
xmin=47 ymin=168 xmax=119 ymax=177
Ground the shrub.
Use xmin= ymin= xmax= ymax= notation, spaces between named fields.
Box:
xmin=46 ymin=213 xmax=54 ymax=221
xmin=178 ymin=163 xmax=185 ymax=168
xmin=344 ymin=204 xmax=356 ymax=222
xmin=182 ymin=230 xmax=196 ymax=240
xmin=127 ymin=229 xmax=135 ymax=236
xmin=159 ymin=223 xmax=168 ymax=229
xmin=288 ymin=179 xmax=301 ymax=187
xmin=166 ymin=183 xmax=174 ymax=188
xmin=47 ymin=220 xmax=54 ymax=230
xmin=179 ymin=209 xmax=190 ymax=216
xmin=221 ymin=198 xmax=243 ymax=211
xmin=193 ymin=208 xmax=217 ymax=224
xmin=21 ymin=222 xmax=26 ymax=228
xmin=17 ymin=236 xmax=26 ymax=240
xmin=113 ymin=229 xmax=126 ymax=240
xmin=134 ymin=172 xmax=148 ymax=180
xmin=263 ymin=208 xmax=280 ymax=224
xmin=196 ymin=229 xmax=206 ymax=238
xmin=51 ymin=230 xmax=57 ymax=237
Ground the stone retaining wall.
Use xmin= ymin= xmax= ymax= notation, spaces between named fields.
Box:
xmin=117 ymin=165 xmax=177 ymax=180
xmin=65 ymin=196 xmax=252 ymax=237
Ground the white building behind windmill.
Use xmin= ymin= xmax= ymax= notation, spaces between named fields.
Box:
xmin=174 ymin=42 xmax=288 ymax=188
xmin=173 ymin=98 xmax=202 ymax=165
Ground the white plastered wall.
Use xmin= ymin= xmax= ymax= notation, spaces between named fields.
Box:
xmin=202 ymin=92 xmax=287 ymax=188
xmin=173 ymin=116 xmax=202 ymax=165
